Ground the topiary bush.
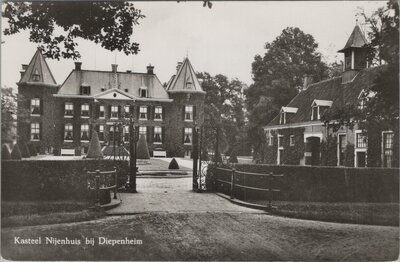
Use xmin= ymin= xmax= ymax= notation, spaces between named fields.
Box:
xmin=229 ymin=150 xmax=238 ymax=163
xmin=86 ymin=130 xmax=103 ymax=159
xmin=19 ymin=141 xmax=31 ymax=158
xmin=11 ymin=144 xmax=22 ymax=160
xmin=1 ymin=144 xmax=12 ymax=160
xmin=136 ymin=134 xmax=150 ymax=159
xmin=28 ymin=143 xmax=38 ymax=156
xmin=168 ymin=158 xmax=180 ymax=169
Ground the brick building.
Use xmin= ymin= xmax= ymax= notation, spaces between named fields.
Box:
xmin=17 ymin=49 xmax=205 ymax=157
xmin=263 ymin=25 xmax=398 ymax=168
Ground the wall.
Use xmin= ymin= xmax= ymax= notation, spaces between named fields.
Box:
xmin=1 ymin=159 xmax=129 ymax=201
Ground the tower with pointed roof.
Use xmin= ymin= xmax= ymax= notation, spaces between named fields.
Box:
xmin=165 ymin=57 xmax=205 ymax=157
xmin=17 ymin=48 xmax=59 ymax=154
xmin=338 ymin=24 xmax=369 ymax=83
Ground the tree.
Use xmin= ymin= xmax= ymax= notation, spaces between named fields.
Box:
xmin=19 ymin=141 xmax=31 ymax=158
xmin=136 ymin=134 xmax=150 ymax=159
xmin=28 ymin=143 xmax=38 ymax=157
xmin=168 ymin=158 xmax=180 ymax=170
xmin=246 ymin=27 xmax=328 ymax=153
xmin=86 ymin=130 xmax=103 ymax=159
xmin=197 ymin=72 xmax=249 ymax=156
xmin=3 ymin=1 xmax=212 ymax=60
xmin=11 ymin=144 xmax=22 ymax=160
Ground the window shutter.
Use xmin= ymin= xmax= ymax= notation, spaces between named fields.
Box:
xmin=162 ymin=106 xmax=165 ymax=120
xmin=193 ymin=106 xmax=196 ymax=121
xmin=95 ymin=124 xmax=99 ymax=133
xmin=136 ymin=106 xmax=140 ymax=119
xmin=76 ymin=124 xmax=80 ymax=142
xmin=95 ymin=105 xmax=99 ymax=119
xmin=75 ymin=102 xmax=81 ymax=119
xmin=182 ymin=106 xmax=185 ymax=121
xmin=129 ymin=105 xmax=134 ymax=117
xmin=162 ymin=127 xmax=165 ymax=144
xmin=61 ymin=124 xmax=65 ymax=141
xmin=39 ymin=123 xmax=42 ymax=140
xmin=108 ymin=105 xmax=112 ymax=119
xmin=182 ymin=128 xmax=185 ymax=143
xmin=40 ymin=99 xmax=43 ymax=115
xmin=148 ymin=105 xmax=152 ymax=120
xmin=118 ymin=105 xmax=121 ymax=118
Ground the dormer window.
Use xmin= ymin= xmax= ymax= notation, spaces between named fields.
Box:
xmin=80 ymin=85 xmax=91 ymax=95
xmin=311 ymin=100 xmax=332 ymax=121
xmin=279 ymin=107 xmax=298 ymax=124
xmin=186 ymin=81 xmax=193 ymax=89
xmin=32 ymin=69 xmax=40 ymax=81
xmin=139 ymin=86 xmax=147 ymax=98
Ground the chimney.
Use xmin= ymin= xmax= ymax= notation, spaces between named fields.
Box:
xmin=126 ymin=70 xmax=132 ymax=73
xmin=176 ymin=62 xmax=183 ymax=72
xmin=147 ymin=64 xmax=154 ymax=74
xmin=303 ymin=75 xmax=313 ymax=90
xmin=20 ymin=71 xmax=25 ymax=78
xmin=74 ymin=62 xmax=82 ymax=71
xmin=111 ymin=64 xmax=118 ymax=73
xmin=21 ymin=64 xmax=28 ymax=70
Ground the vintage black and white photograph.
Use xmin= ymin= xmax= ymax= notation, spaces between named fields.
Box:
xmin=1 ymin=0 xmax=399 ymax=261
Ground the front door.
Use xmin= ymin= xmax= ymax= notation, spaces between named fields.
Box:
xmin=357 ymin=151 xmax=366 ymax=167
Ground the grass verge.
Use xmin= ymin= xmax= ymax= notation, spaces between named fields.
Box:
xmin=1 ymin=200 xmax=106 ymax=228
xmin=252 ymin=200 xmax=399 ymax=226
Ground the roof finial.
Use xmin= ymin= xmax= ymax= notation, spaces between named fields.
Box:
xmin=356 ymin=18 xmax=359 ymax=26
xmin=186 ymin=50 xmax=189 ymax=58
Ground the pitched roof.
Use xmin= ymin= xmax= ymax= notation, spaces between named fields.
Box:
xmin=18 ymin=48 xmax=57 ymax=86
xmin=338 ymin=25 xmax=368 ymax=52
xmin=58 ymin=69 xmax=170 ymax=99
xmin=166 ymin=58 xmax=205 ymax=94
xmin=266 ymin=66 xmax=385 ymax=127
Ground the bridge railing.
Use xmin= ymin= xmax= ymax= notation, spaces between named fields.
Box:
xmin=214 ymin=167 xmax=283 ymax=208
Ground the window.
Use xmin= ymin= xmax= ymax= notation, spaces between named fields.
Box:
xmin=80 ymin=85 xmax=91 ymax=95
xmin=123 ymin=126 xmax=129 ymax=142
xmin=311 ymin=106 xmax=319 ymax=120
xmin=184 ymin=105 xmax=193 ymax=121
xmin=31 ymin=123 xmax=40 ymax=141
xmin=266 ymin=130 xmax=273 ymax=146
xmin=186 ymin=81 xmax=193 ymax=89
xmin=280 ymin=112 xmax=286 ymax=124
xmin=382 ymin=132 xmax=394 ymax=168
xmin=139 ymin=126 xmax=147 ymax=139
xmin=81 ymin=104 xmax=89 ymax=117
xmin=64 ymin=124 xmax=73 ymax=141
xmin=31 ymin=98 xmax=41 ymax=115
xmin=338 ymin=134 xmax=346 ymax=166
xmin=99 ymin=105 xmax=105 ymax=118
xmin=139 ymin=87 xmax=147 ymax=98
xmin=184 ymin=128 xmax=193 ymax=144
xmin=111 ymin=106 xmax=118 ymax=119
xmin=99 ymin=125 xmax=104 ymax=141
xmin=109 ymin=125 xmax=120 ymax=142
xmin=356 ymin=132 xmax=367 ymax=148
xmin=154 ymin=106 xmax=163 ymax=120
xmin=290 ymin=135 xmax=295 ymax=146
xmin=81 ymin=124 xmax=89 ymax=141
xmin=32 ymin=69 xmax=40 ymax=81
xmin=64 ymin=103 xmax=73 ymax=117
xmin=139 ymin=106 xmax=148 ymax=120
xmin=278 ymin=135 xmax=283 ymax=148
xmin=124 ymin=105 xmax=130 ymax=118
xmin=154 ymin=126 xmax=162 ymax=143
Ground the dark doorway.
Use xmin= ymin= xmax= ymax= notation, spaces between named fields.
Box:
xmin=357 ymin=151 xmax=366 ymax=167
xmin=305 ymin=137 xmax=321 ymax=166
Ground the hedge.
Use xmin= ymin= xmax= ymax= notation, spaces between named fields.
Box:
xmin=1 ymin=159 xmax=129 ymax=201
xmin=210 ymin=164 xmax=399 ymax=203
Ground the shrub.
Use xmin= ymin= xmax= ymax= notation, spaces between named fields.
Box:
xmin=136 ymin=134 xmax=150 ymax=159
xmin=19 ymin=141 xmax=31 ymax=158
xmin=86 ymin=130 xmax=103 ymax=159
xmin=168 ymin=158 xmax=180 ymax=169
xmin=28 ymin=143 xmax=38 ymax=156
xmin=1 ymin=144 xmax=11 ymax=160
xmin=229 ymin=150 xmax=238 ymax=163
xmin=11 ymin=144 xmax=22 ymax=160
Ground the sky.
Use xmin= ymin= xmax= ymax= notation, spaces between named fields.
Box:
xmin=1 ymin=1 xmax=385 ymax=89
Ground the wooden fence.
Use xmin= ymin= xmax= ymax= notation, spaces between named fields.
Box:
xmin=214 ymin=167 xmax=283 ymax=208
xmin=87 ymin=168 xmax=118 ymax=205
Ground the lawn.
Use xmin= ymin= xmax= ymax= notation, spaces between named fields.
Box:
xmin=138 ymin=158 xmax=191 ymax=171
xmin=251 ymin=200 xmax=400 ymax=226
xmin=1 ymin=200 xmax=106 ymax=228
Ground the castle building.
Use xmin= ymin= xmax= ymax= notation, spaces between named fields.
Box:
xmin=263 ymin=25 xmax=398 ymax=168
xmin=17 ymin=50 xmax=205 ymax=157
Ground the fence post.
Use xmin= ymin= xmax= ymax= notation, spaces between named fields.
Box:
xmin=113 ymin=167 xmax=118 ymax=199
xmin=95 ymin=170 xmax=100 ymax=207
xmin=230 ymin=168 xmax=236 ymax=199
xmin=268 ymin=172 xmax=272 ymax=209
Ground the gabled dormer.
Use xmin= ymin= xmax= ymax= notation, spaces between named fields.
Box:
xmin=279 ymin=106 xmax=298 ymax=124
xmin=338 ymin=24 xmax=369 ymax=84
xmin=311 ymin=99 xmax=332 ymax=121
